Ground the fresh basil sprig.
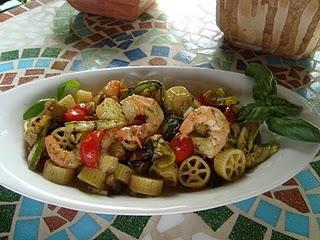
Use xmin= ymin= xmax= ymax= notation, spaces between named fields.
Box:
xmin=57 ymin=79 xmax=80 ymax=100
xmin=23 ymin=80 xmax=81 ymax=120
xmin=238 ymin=63 xmax=320 ymax=143
xmin=23 ymin=98 xmax=53 ymax=120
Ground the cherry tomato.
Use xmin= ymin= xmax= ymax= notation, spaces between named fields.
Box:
xmin=196 ymin=93 xmax=208 ymax=106
xmin=170 ymin=135 xmax=194 ymax=164
xmin=64 ymin=103 xmax=88 ymax=122
xmin=223 ymin=106 xmax=235 ymax=124
xmin=80 ymin=130 xmax=104 ymax=168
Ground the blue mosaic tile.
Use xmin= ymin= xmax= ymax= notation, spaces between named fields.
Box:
xmin=174 ymin=50 xmax=196 ymax=64
xmin=74 ymin=27 xmax=93 ymax=37
xmin=285 ymin=211 xmax=309 ymax=237
xmin=306 ymin=194 xmax=320 ymax=213
xmin=124 ymin=48 xmax=147 ymax=61
xmin=0 ymin=62 xmax=14 ymax=73
xmin=265 ymin=55 xmax=282 ymax=65
xmin=117 ymin=40 xmax=133 ymax=50
xmin=310 ymin=81 xmax=320 ymax=93
xmin=97 ymin=214 xmax=115 ymax=222
xmin=282 ymin=58 xmax=298 ymax=66
xmin=18 ymin=59 xmax=34 ymax=69
xmin=47 ymin=230 xmax=69 ymax=240
xmin=69 ymin=214 xmax=101 ymax=240
xmin=19 ymin=197 xmax=44 ymax=217
xmin=132 ymin=30 xmax=148 ymax=37
xmin=295 ymin=88 xmax=316 ymax=99
xmin=151 ymin=46 xmax=170 ymax=57
xmin=91 ymin=38 xmax=116 ymax=48
xmin=296 ymin=169 xmax=320 ymax=191
xmin=108 ymin=59 xmax=129 ymax=68
xmin=254 ymin=199 xmax=281 ymax=227
xmin=111 ymin=33 xmax=132 ymax=41
xmin=233 ymin=197 xmax=256 ymax=213
xmin=236 ymin=59 xmax=246 ymax=71
xmin=194 ymin=62 xmax=214 ymax=69
xmin=35 ymin=59 xmax=51 ymax=68
xmin=298 ymin=59 xmax=313 ymax=68
xmin=14 ymin=219 xmax=40 ymax=240
xmin=70 ymin=60 xmax=84 ymax=72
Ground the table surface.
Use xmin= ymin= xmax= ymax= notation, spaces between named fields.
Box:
xmin=0 ymin=0 xmax=320 ymax=239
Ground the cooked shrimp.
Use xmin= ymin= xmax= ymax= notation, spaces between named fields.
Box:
xmin=45 ymin=135 xmax=81 ymax=169
xmin=179 ymin=106 xmax=230 ymax=158
xmin=103 ymin=80 xmax=128 ymax=101
xmin=116 ymin=95 xmax=164 ymax=147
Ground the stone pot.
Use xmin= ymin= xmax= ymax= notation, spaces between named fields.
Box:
xmin=216 ymin=0 xmax=320 ymax=59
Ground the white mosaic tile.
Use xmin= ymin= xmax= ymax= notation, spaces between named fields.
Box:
xmin=192 ymin=232 xmax=219 ymax=240
xmin=141 ymin=233 xmax=153 ymax=240
xmin=157 ymin=214 xmax=185 ymax=233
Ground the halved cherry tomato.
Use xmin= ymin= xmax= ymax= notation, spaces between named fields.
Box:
xmin=170 ymin=135 xmax=194 ymax=164
xmin=80 ymin=130 xmax=104 ymax=168
xmin=223 ymin=106 xmax=235 ymax=124
xmin=196 ymin=93 xmax=208 ymax=106
xmin=64 ymin=103 xmax=88 ymax=122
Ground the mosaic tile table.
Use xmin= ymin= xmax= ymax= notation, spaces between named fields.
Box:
xmin=0 ymin=0 xmax=320 ymax=239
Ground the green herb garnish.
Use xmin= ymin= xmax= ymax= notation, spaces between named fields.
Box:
xmin=57 ymin=79 xmax=80 ymax=100
xmin=23 ymin=98 xmax=53 ymax=120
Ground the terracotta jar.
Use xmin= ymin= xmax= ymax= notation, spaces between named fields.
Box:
xmin=216 ymin=0 xmax=320 ymax=59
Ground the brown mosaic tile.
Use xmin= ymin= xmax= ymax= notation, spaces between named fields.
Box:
xmin=247 ymin=60 xmax=263 ymax=65
xmin=292 ymin=66 xmax=305 ymax=72
xmin=45 ymin=73 xmax=61 ymax=78
xmin=57 ymin=207 xmax=78 ymax=222
xmin=274 ymin=188 xmax=309 ymax=213
xmin=86 ymin=18 xmax=95 ymax=26
xmin=303 ymin=75 xmax=311 ymax=85
xmin=101 ymin=19 xmax=115 ymax=25
xmin=277 ymin=80 xmax=292 ymax=89
xmin=0 ymin=74 xmax=3 ymax=82
xmin=25 ymin=69 xmax=45 ymax=76
xmin=267 ymin=65 xmax=288 ymax=73
xmin=149 ymin=57 xmax=167 ymax=66
xmin=288 ymin=68 xmax=300 ymax=80
xmin=73 ymin=41 xmax=90 ymax=50
xmin=282 ymin=178 xmax=298 ymax=186
xmin=47 ymin=204 xmax=57 ymax=210
xmin=274 ymin=73 xmax=287 ymax=80
xmin=44 ymin=216 xmax=67 ymax=232
xmin=88 ymin=33 xmax=104 ymax=42
xmin=18 ymin=76 xmax=39 ymax=85
xmin=9 ymin=7 xmax=27 ymax=16
xmin=287 ymin=79 xmax=301 ymax=89
xmin=239 ymin=50 xmax=256 ymax=60
xmin=154 ymin=22 xmax=167 ymax=29
xmin=94 ymin=26 xmax=104 ymax=31
xmin=139 ymin=22 xmax=152 ymax=29
xmin=120 ymin=24 xmax=135 ymax=31
xmin=103 ymin=27 xmax=119 ymax=36
xmin=263 ymin=191 xmax=273 ymax=199
xmin=0 ymin=85 xmax=14 ymax=92
xmin=25 ymin=1 xmax=41 ymax=9
xmin=1 ymin=73 xmax=17 ymax=85
xmin=51 ymin=61 xmax=68 ymax=71
xmin=0 ymin=13 xmax=13 ymax=22
xmin=60 ymin=50 xmax=78 ymax=60
xmin=97 ymin=16 xmax=113 ymax=21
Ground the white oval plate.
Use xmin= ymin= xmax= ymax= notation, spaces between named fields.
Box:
xmin=0 ymin=66 xmax=319 ymax=215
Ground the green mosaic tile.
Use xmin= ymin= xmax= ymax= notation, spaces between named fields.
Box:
xmin=0 ymin=50 xmax=19 ymax=61
xmin=157 ymin=13 xmax=168 ymax=21
xmin=62 ymin=33 xmax=81 ymax=44
xmin=311 ymin=160 xmax=320 ymax=177
xmin=94 ymin=229 xmax=118 ymax=240
xmin=111 ymin=216 xmax=150 ymax=238
xmin=271 ymin=230 xmax=298 ymax=240
xmin=223 ymin=61 xmax=232 ymax=71
xmin=210 ymin=56 xmax=222 ymax=69
xmin=139 ymin=12 xmax=153 ymax=21
xmin=0 ymin=204 xmax=16 ymax=233
xmin=81 ymin=49 xmax=98 ymax=61
xmin=221 ymin=49 xmax=235 ymax=62
xmin=41 ymin=48 xmax=62 ymax=58
xmin=196 ymin=206 xmax=233 ymax=231
xmin=21 ymin=48 xmax=41 ymax=58
xmin=0 ymin=186 xmax=20 ymax=202
xmin=229 ymin=215 xmax=267 ymax=240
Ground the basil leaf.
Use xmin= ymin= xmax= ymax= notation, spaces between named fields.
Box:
xmin=266 ymin=95 xmax=302 ymax=116
xmin=266 ymin=116 xmax=320 ymax=143
xmin=237 ymin=102 xmax=271 ymax=122
xmin=23 ymin=98 xmax=52 ymax=120
xmin=246 ymin=63 xmax=277 ymax=100
xmin=163 ymin=115 xmax=183 ymax=141
xmin=57 ymin=80 xmax=80 ymax=100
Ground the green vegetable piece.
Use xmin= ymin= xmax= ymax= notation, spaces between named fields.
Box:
xmin=162 ymin=115 xmax=182 ymax=141
xmin=237 ymin=126 xmax=248 ymax=151
xmin=57 ymin=80 xmax=81 ymax=100
xmin=246 ymin=122 xmax=260 ymax=151
xmin=266 ymin=116 xmax=320 ymax=143
xmin=27 ymin=119 xmax=50 ymax=170
xmin=245 ymin=63 xmax=277 ymax=100
xmin=23 ymin=98 xmax=53 ymax=120
xmin=246 ymin=143 xmax=279 ymax=168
